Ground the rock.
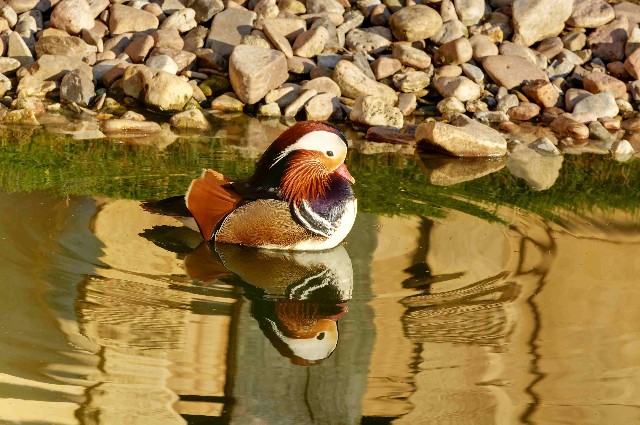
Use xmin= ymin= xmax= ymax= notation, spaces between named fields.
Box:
xmin=50 ymin=0 xmax=94 ymax=34
xmin=437 ymin=96 xmax=466 ymax=114
xmin=149 ymin=47 xmax=196 ymax=72
xmin=265 ymin=83 xmax=301 ymax=108
xmin=397 ymin=93 xmax=417 ymax=116
xmin=460 ymin=63 xmax=484 ymax=84
xmin=563 ymin=32 xmax=587 ymax=52
xmin=564 ymin=88 xmax=592 ymax=111
xmin=109 ymin=4 xmax=159 ymax=35
xmin=583 ymin=72 xmax=627 ymax=99
xmin=508 ymin=102 xmax=540 ymax=120
xmin=262 ymin=17 xmax=306 ymax=44
xmin=483 ymin=55 xmax=549 ymax=89
xmin=4 ymin=109 xmax=40 ymax=126
xmin=211 ymin=92 xmax=245 ymax=112
xmin=169 ymin=108 xmax=211 ymax=131
xmin=122 ymin=65 xmax=194 ymax=111
xmin=430 ymin=19 xmax=468 ymax=46
xmin=393 ymin=70 xmax=431 ymax=92
xmin=512 ymin=0 xmax=573 ymax=46
xmin=475 ymin=110 xmax=510 ymax=124
xmin=161 ymin=8 xmax=197 ymax=33
xmin=434 ymin=37 xmax=473 ymax=66
xmin=345 ymin=27 xmax=392 ymax=54
xmin=146 ymin=54 xmax=178 ymax=74
xmin=293 ymin=27 xmax=329 ymax=58
xmin=305 ymin=92 xmax=341 ymax=120
xmin=416 ymin=114 xmax=507 ymax=157
xmin=153 ymin=28 xmax=185 ymax=50
xmin=587 ymin=16 xmax=628 ymax=62
xmin=529 ymin=136 xmax=560 ymax=156
xmin=349 ymin=95 xmax=403 ymax=128
xmin=120 ymin=111 xmax=146 ymax=121
xmin=259 ymin=102 xmax=282 ymax=116
xmin=550 ymin=113 xmax=589 ymax=139
xmin=454 ymin=0 xmax=485 ymax=26
xmin=284 ymin=89 xmax=317 ymax=117
xmin=0 ymin=57 xmax=22 ymax=74
xmin=207 ymin=8 xmax=257 ymax=57
xmin=572 ymin=92 xmax=619 ymax=119
xmin=300 ymin=77 xmax=341 ymax=96
xmin=35 ymin=36 xmax=97 ymax=62
xmin=537 ymin=37 xmax=564 ymax=60
xmin=624 ymin=48 xmax=640 ymax=79
xmin=288 ymin=56 xmax=315 ymax=74
xmin=194 ymin=48 xmax=226 ymax=71
xmin=18 ymin=55 xmax=93 ymax=96
xmin=434 ymin=76 xmax=482 ymax=102
xmin=60 ymin=69 xmax=95 ymax=106
xmin=125 ymin=35 xmax=155 ymax=64
xmin=306 ymin=0 xmax=344 ymax=15
xmin=610 ymin=139 xmax=636 ymax=161
xmin=229 ymin=45 xmax=288 ymax=104
xmin=568 ymin=0 xmax=615 ymax=29
xmin=469 ymin=34 xmax=498 ymax=62
xmin=371 ymin=57 xmax=402 ymax=80
xmin=7 ymin=32 xmax=33 ymax=66
xmin=500 ymin=41 xmax=546 ymax=67
xmin=506 ymin=143 xmax=563 ymax=190
xmin=263 ymin=22 xmax=294 ymax=58
xmin=182 ymin=0 xmax=223 ymax=23
xmin=101 ymin=119 xmax=162 ymax=134
xmin=0 ymin=74 xmax=11 ymax=97
xmin=389 ymin=5 xmax=443 ymax=42
xmin=333 ymin=60 xmax=397 ymax=105
xmin=392 ymin=44 xmax=431 ymax=69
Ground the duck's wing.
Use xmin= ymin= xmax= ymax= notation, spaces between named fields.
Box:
xmin=186 ymin=169 xmax=243 ymax=241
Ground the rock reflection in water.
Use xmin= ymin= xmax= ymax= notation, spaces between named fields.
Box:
xmin=184 ymin=243 xmax=353 ymax=365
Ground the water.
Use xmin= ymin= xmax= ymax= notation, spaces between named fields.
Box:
xmin=0 ymin=120 xmax=639 ymax=424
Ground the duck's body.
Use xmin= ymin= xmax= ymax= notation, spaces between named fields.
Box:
xmin=151 ymin=121 xmax=357 ymax=251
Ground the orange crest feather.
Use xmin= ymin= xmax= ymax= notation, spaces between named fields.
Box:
xmin=280 ymin=151 xmax=331 ymax=205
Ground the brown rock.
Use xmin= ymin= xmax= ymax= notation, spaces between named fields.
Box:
xmin=370 ymin=57 xmax=402 ymax=80
xmin=583 ymin=72 xmax=627 ymax=99
xmin=624 ymin=48 xmax=640 ymax=79
xmin=125 ymin=35 xmax=155 ymax=64
xmin=586 ymin=16 xmax=628 ymax=62
xmin=522 ymin=79 xmax=559 ymax=108
xmin=50 ymin=0 xmax=94 ymax=34
xmin=508 ymin=102 xmax=540 ymax=121
xmin=483 ymin=55 xmax=548 ymax=89
xmin=550 ymin=113 xmax=590 ymax=139
xmin=109 ymin=5 xmax=159 ymax=35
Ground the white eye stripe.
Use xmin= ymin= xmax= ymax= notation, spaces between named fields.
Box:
xmin=270 ymin=130 xmax=347 ymax=168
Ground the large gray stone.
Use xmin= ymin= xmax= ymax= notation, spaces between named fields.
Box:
xmin=229 ymin=45 xmax=289 ymax=104
xmin=60 ymin=69 xmax=95 ymax=106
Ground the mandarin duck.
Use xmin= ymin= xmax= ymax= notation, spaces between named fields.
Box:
xmin=147 ymin=121 xmax=357 ymax=250
xmin=184 ymin=243 xmax=353 ymax=365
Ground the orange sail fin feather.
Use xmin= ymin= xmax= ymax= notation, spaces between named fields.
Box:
xmin=185 ymin=169 xmax=242 ymax=240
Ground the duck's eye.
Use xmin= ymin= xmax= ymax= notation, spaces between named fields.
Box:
xmin=326 ymin=150 xmax=334 ymax=157
xmin=317 ymin=332 xmax=325 ymax=340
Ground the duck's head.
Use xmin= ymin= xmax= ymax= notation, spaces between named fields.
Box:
xmin=248 ymin=121 xmax=355 ymax=204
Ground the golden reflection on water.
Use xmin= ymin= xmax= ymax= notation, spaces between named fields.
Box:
xmin=0 ymin=190 xmax=639 ymax=424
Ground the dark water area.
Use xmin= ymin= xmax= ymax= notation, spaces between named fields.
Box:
xmin=0 ymin=120 xmax=639 ymax=424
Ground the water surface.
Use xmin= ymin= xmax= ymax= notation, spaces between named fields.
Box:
xmin=0 ymin=120 xmax=639 ymax=424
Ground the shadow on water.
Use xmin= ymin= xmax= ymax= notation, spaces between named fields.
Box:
xmin=0 ymin=124 xmax=639 ymax=424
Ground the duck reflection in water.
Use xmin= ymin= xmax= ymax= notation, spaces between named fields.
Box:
xmin=184 ymin=242 xmax=354 ymax=366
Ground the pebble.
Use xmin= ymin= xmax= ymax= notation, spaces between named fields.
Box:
xmin=109 ymin=4 xmax=159 ymax=35
xmin=101 ymin=119 xmax=162 ymax=134
xmin=508 ymin=102 xmax=540 ymax=121
xmin=572 ymin=92 xmax=619 ymax=119
xmin=333 ymin=59 xmax=397 ymax=104
xmin=305 ymin=92 xmax=341 ymax=120
xmin=170 ymin=108 xmax=212 ymax=130
xmin=483 ymin=55 xmax=548 ymax=89
xmin=229 ymin=45 xmax=288 ymax=104
xmin=434 ymin=76 xmax=482 ymax=102
xmin=568 ymin=0 xmax=615 ymax=29
xmin=284 ymin=89 xmax=317 ymax=117
xmin=389 ymin=5 xmax=443 ymax=42
xmin=211 ymin=92 xmax=245 ymax=112
xmin=349 ymin=95 xmax=403 ymax=128
xmin=529 ymin=137 xmax=561 ymax=156
xmin=512 ymin=0 xmax=573 ymax=46
xmin=392 ymin=44 xmax=431 ymax=69
xmin=416 ymin=114 xmax=507 ymax=157
xmin=434 ymin=37 xmax=473 ymax=66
